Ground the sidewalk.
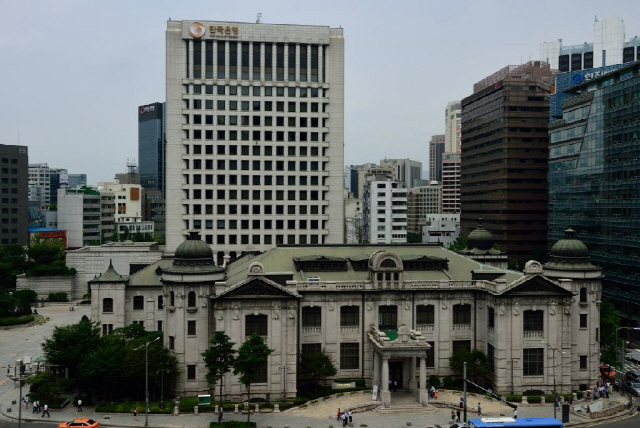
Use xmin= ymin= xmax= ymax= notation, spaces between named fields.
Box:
xmin=0 ymin=383 xmax=634 ymax=428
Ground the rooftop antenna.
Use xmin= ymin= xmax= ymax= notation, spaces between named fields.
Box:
xmin=126 ymin=157 xmax=137 ymax=184
xmin=256 ymin=13 xmax=262 ymax=23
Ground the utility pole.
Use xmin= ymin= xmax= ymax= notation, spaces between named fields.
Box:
xmin=463 ymin=361 xmax=467 ymax=423
xmin=7 ymin=362 xmax=30 ymax=428
xmin=542 ymin=340 xmax=565 ymax=421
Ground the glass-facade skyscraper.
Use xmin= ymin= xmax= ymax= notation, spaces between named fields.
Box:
xmin=138 ymin=102 xmax=165 ymax=195
xmin=548 ymin=62 xmax=640 ymax=322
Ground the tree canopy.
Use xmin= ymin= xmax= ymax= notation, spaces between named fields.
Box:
xmin=234 ymin=333 xmax=273 ymax=425
xmin=600 ymin=298 xmax=621 ymax=367
xmin=449 ymin=348 xmax=491 ymax=381
xmin=202 ymin=331 xmax=236 ymax=423
xmin=297 ymin=351 xmax=337 ymax=393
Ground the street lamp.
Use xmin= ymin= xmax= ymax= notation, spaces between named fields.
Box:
xmin=616 ymin=327 xmax=640 ymax=371
xmin=134 ymin=336 xmax=160 ymax=427
xmin=6 ymin=362 xmax=31 ymax=428
xmin=542 ymin=340 xmax=566 ymax=420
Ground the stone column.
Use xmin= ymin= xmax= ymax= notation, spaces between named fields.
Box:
xmin=381 ymin=356 xmax=391 ymax=407
xmin=373 ymin=351 xmax=381 ymax=389
xmin=419 ymin=357 xmax=428 ymax=406
xmin=409 ymin=356 xmax=417 ymax=393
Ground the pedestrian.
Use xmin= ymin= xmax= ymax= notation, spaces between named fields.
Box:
xmin=133 ymin=406 xmax=138 ymax=421
xmin=451 ymin=409 xmax=456 ymax=421
xmin=429 ymin=385 xmax=435 ymax=398
xmin=456 ymin=409 xmax=461 ymax=423
xmin=41 ymin=403 xmax=49 ymax=418
xmin=341 ymin=411 xmax=347 ymax=427
xmin=393 ymin=380 xmax=398 ymax=392
xmin=478 ymin=402 xmax=482 ymax=416
xmin=32 ymin=401 xmax=37 ymax=413
xmin=605 ymin=386 xmax=610 ymax=399
xmin=77 ymin=399 xmax=82 ymax=412
xmin=513 ymin=407 xmax=518 ymax=420
xmin=337 ymin=408 xmax=341 ymax=421
xmin=460 ymin=397 xmax=464 ymax=409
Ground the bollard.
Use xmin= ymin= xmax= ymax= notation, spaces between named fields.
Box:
xmin=194 ymin=405 xmax=198 ymax=415
xmin=273 ymin=404 xmax=280 ymax=412
xmin=173 ymin=404 xmax=179 ymax=416
xmin=234 ymin=404 xmax=239 ymax=413
xmin=541 ymin=397 xmax=546 ymax=405
xmin=255 ymin=404 xmax=259 ymax=413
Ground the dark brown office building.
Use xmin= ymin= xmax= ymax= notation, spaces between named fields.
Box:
xmin=0 ymin=144 xmax=29 ymax=245
xmin=460 ymin=62 xmax=554 ymax=259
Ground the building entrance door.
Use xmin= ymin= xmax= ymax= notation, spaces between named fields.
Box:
xmin=389 ymin=360 xmax=403 ymax=389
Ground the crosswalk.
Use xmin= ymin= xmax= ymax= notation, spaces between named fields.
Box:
xmin=623 ymin=360 xmax=640 ymax=373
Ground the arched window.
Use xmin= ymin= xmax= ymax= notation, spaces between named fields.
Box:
xmin=245 ymin=314 xmax=268 ymax=337
xmin=169 ymin=291 xmax=175 ymax=307
xmin=187 ymin=291 xmax=197 ymax=308
xmin=381 ymin=259 xmax=397 ymax=269
xmin=102 ymin=298 xmax=113 ymax=313
xmin=579 ymin=287 xmax=588 ymax=303
xmin=377 ymin=273 xmax=383 ymax=281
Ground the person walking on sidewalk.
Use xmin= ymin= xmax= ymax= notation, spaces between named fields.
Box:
xmin=41 ymin=404 xmax=50 ymax=418
xmin=77 ymin=399 xmax=82 ymax=411
xmin=133 ymin=406 xmax=139 ymax=421
xmin=513 ymin=407 xmax=518 ymax=420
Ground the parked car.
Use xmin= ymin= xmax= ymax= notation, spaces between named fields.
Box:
xmin=622 ymin=380 xmax=640 ymax=396
xmin=625 ymin=370 xmax=640 ymax=382
xmin=57 ymin=418 xmax=100 ymax=428
xmin=626 ymin=350 xmax=640 ymax=363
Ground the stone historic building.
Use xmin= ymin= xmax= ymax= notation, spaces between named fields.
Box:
xmin=90 ymin=227 xmax=601 ymax=407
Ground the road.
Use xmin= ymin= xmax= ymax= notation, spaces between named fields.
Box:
xmin=0 ymin=305 xmax=90 ymax=402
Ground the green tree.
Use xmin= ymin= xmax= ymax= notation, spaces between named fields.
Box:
xmin=77 ymin=333 xmax=129 ymax=400
xmin=202 ymin=331 xmax=236 ymax=424
xmin=297 ymin=351 xmax=337 ymax=393
xmin=600 ymin=298 xmax=622 ymax=367
xmin=114 ymin=323 xmax=149 ymax=339
xmin=0 ymin=244 xmax=27 ymax=290
xmin=42 ymin=319 xmax=102 ymax=380
xmin=27 ymin=240 xmax=65 ymax=265
xmin=407 ymin=232 xmax=421 ymax=243
xmin=13 ymin=289 xmax=37 ymax=315
xmin=448 ymin=236 xmax=467 ymax=252
xmin=234 ymin=333 xmax=273 ymax=425
xmin=449 ymin=348 xmax=490 ymax=384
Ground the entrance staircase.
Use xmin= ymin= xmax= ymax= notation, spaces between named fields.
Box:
xmin=373 ymin=403 xmax=436 ymax=414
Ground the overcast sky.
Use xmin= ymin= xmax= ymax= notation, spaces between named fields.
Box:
xmin=1 ymin=0 xmax=639 ymax=183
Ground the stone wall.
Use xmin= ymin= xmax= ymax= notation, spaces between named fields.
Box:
xmin=16 ymin=275 xmax=75 ymax=300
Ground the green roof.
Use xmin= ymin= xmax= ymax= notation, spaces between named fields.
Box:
xmin=89 ymin=260 xmax=128 ymax=283
xmin=382 ymin=330 xmax=398 ymax=341
xmin=225 ymin=245 xmax=521 ymax=287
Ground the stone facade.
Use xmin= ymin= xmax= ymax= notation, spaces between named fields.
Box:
xmin=90 ymin=232 xmax=601 ymax=401
xmin=16 ymin=275 xmax=74 ymax=300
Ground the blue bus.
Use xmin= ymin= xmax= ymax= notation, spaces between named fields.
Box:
xmin=469 ymin=418 xmax=563 ymax=428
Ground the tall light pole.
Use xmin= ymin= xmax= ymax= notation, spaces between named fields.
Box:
xmin=135 ymin=336 xmax=160 ymax=427
xmin=463 ymin=361 xmax=467 ymax=423
xmin=616 ymin=327 xmax=640 ymax=371
xmin=7 ymin=362 xmax=30 ymax=428
xmin=542 ymin=340 xmax=566 ymax=420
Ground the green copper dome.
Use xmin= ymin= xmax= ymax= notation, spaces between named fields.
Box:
xmin=467 ymin=220 xmax=494 ymax=251
xmin=173 ymin=231 xmax=214 ymax=265
xmin=549 ymin=228 xmax=590 ymax=259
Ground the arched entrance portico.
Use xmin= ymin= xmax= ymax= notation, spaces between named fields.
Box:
xmin=368 ymin=325 xmax=431 ymax=408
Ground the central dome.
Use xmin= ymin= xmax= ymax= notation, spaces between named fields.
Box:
xmin=467 ymin=220 xmax=494 ymax=251
xmin=174 ymin=231 xmax=214 ymax=264
xmin=549 ymin=228 xmax=590 ymax=259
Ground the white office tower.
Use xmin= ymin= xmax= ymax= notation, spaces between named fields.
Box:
xmin=540 ymin=17 xmax=633 ymax=71
xmin=444 ymin=101 xmax=461 ymax=154
xmin=165 ymin=21 xmax=345 ymax=259
xmin=380 ymin=158 xmax=422 ymax=189
xmin=363 ymin=178 xmax=407 ymax=244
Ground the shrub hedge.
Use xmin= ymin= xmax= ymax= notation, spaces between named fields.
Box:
xmin=0 ymin=314 xmax=34 ymax=326
xmin=95 ymin=400 xmax=173 ymax=414
xmin=48 ymin=292 xmax=68 ymax=302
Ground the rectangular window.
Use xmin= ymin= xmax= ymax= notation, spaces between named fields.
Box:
xmin=488 ymin=307 xmax=495 ymax=328
xmin=488 ymin=343 xmax=495 ymax=373
xmin=133 ymin=296 xmax=144 ymax=310
xmin=302 ymin=307 xmax=321 ymax=327
xmin=102 ymin=324 xmax=113 ymax=335
xmin=416 ymin=305 xmax=434 ymax=325
xmin=523 ymin=348 xmax=544 ymax=376
xmin=169 ymin=336 xmax=175 ymax=350
xmin=453 ymin=304 xmax=471 ymax=325
xmin=426 ymin=341 xmax=435 ymax=367
xmin=217 ymin=41 xmax=225 ymax=78
xmin=580 ymin=355 xmax=587 ymax=370
xmin=340 ymin=306 xmax=359 ymax=327
xmin=580 ymin=314 xmax=588 ymax=329
xmin=378 ymin=305 xmax=397 ymax=330
xmin=157 ymin=295 xmax=164 ymax=310
xmin=523 ymin=310 xmax=544 ymax=332
xmin=453 ymin=340 xmax=471 ymax=353
xmin=302 ymin=343 xmax=322 ymax=354
xmin=187 ymin=320 xmax=196 ymax=336
xmin=157 ymin=320 xmax=163 ymax=332
xmin=187 ymin=364 xmax=196 ymax=380
xmin=103 ymin=298 xmax=113 ymax=313
xmin=340 ymin=343 xmax=359 ymax=370
xmin=253 ymin=361 xmax=268 ymax=383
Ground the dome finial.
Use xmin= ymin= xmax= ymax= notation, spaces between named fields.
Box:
xmin=187 ymin=230 xmax=201 ymax=240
